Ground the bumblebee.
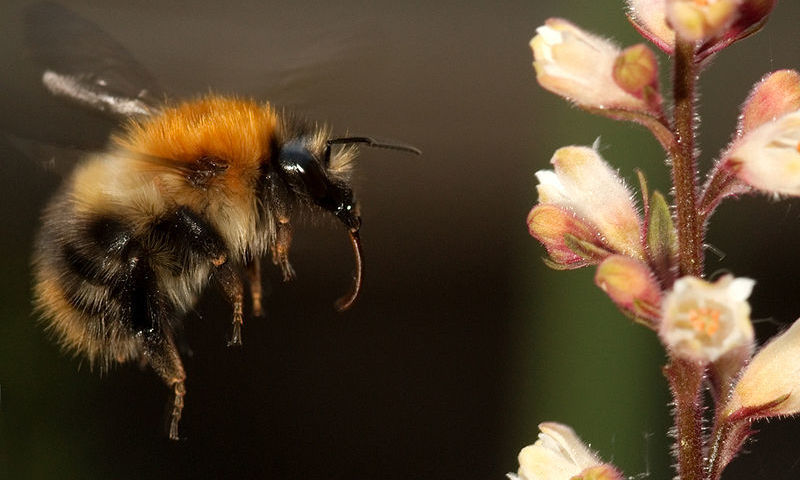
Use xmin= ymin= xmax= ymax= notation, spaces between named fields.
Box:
xmin=26 ymin=3 xmax=418 ymax=439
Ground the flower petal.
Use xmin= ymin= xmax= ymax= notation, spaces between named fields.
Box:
xmin=626 ymin=0 xmax=674 ymax=53
xmin=516 ymin=423 xmax=601 ymax=480
xmin=725 ymin=317 xmax=800 ymax=418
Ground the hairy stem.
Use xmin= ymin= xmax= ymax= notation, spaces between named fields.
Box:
xmin=672 ymin=39 xmax=703 ymax=277
xmin=665 ymin=359 xmax=706 ymax=480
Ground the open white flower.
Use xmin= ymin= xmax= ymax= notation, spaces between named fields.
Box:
xmin=659 ymin=275 xmax=755 ymax=363
xmin=530 ymin=18 xmax=652 ymax=112
xmin=727 ymin=109 xmax=800 ymax=196
xmin=510 ymin=423 xmax=622 ymax=480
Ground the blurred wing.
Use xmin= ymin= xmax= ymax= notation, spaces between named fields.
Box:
xmin=4 ymin=131 xmax=92 ymax=177
xmin=25 ymin=2 xmax=163 ymax=118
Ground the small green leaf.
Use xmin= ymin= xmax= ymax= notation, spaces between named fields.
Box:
xmin=647 ymin=191 xmax=678 ymax=285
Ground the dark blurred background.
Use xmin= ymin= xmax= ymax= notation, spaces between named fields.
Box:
xmin=1 ymin=1 xmax=800 ymax=479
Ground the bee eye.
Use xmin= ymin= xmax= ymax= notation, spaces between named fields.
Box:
xmin=277 ymin=140 xmax=330 ymax=201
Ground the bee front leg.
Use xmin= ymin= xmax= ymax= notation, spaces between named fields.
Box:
xmin=272 ymin=217 xmax=295 ymax=281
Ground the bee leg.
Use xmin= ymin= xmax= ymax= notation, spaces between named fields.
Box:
xmin=271 ymin=217 xmax=295 ymax=281
xmin=215 ymin=263 xmax=245 ymax=347
xmin=123 ymin=247 xmax=188 ymax=440
xmin=143 ymin=333 xmax=186 ymax=441
xmin=245 ymin=257 xmax=263 ymax=318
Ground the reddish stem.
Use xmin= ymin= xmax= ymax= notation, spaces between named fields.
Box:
xmin=672 ymin=39 xmax=704 ymax=277
xmin=665 ymin=359 xmax=706 ymax=480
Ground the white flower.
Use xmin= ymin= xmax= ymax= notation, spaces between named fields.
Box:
xmin=725 ymin=318 xmax=800 ymax=419
xmin=532 ymin=145 xmax=644 ymax=261
xmin=530 ymin=19 xmax=652 ymax=112
xmin=659 ymin=275 xmax=755 ymax=363
xmin=510 ymin=423 xmax=622 ymax=480
xmin=727 ymin=109 xmax=800 ymax=196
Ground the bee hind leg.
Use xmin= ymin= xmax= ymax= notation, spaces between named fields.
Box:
xmin=143 ymin=333 xmax=186 ymax=441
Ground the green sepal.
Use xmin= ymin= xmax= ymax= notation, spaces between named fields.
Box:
xmin=563 ymin=233 xmax=611 ymax=263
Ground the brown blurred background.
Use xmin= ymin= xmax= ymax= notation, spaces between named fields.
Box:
xmin=1 ymin=1 xmax=799 ymax=478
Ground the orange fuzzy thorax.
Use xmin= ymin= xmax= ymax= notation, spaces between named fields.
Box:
xmin=115 ymin=95 xmax=278 ymax=169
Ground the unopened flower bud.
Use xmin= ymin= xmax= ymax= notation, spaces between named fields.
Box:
xmin=666 ymin=0 xmax=742 ymax=43
xmin=595 ymin=255 xmax=662 ymax=323
xmin=510 ymin=423 xmax=623 ymax=480
xmin=613 ymin=44 xmax=660 ymax=103
xmin=659 ymin=275 xmax=755 ymax=363
xmin=530 ymin=19 xmax=655 ymax=113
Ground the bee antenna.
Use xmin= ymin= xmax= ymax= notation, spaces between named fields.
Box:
xmin=323 ymin=136 xmax=421 ymax=164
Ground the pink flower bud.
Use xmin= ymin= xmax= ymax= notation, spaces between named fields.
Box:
xmin=725 ymin=318 xmax=800 ymax=419
xmin=659 ymin=275 xmax=755 ymax=363
xmin=739 ymin=70 xmax=800 ymax=136
xmin=595 ymin=255 xmax=662 ymax=323
xmin=530 ymin=19 xmax=656 ymax=113
xmin=510 ymin=423 xmax=623 ymax=480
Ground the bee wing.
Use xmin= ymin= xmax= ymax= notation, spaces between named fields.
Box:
xmin=3 ymin=132 xmax=91 ymax=177
xmin=25 ymin=2 xmax=163 ymax=119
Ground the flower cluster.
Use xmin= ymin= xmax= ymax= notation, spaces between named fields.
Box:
xmin=515 ymin=1 xmax=800 ymax=479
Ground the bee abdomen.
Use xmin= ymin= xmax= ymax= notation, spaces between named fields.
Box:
xmin=34 ymin=212 xmax=162 ymax=364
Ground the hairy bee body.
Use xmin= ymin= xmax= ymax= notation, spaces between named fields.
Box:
xmin=24 ymin=1 xmax=419 ymax=441
xmin=32 ymin=96 xmax=356 ymax=438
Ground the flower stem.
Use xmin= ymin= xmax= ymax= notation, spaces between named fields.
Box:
xmin=665 ymin=359 xmax=706 ymax=480
xmin=672 ymin=39 xmax=703 ymax=277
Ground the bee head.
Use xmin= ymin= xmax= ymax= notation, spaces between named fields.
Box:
xmin=276 ymin=138 xmax=360 ymax=231
xmin=273 ymin=135 xmax=419 ymax=312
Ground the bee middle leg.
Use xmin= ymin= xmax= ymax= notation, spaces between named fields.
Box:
xmin=155 ymin=207 xmax=245 ymax=344
xmin=215 ymin=263 xmax=245 ymax=347
xmin=245 ymin=257 xmax=263 ymax=318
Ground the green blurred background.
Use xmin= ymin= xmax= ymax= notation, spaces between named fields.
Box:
xmin=1 ymin=1 xmax=799 ymax=478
